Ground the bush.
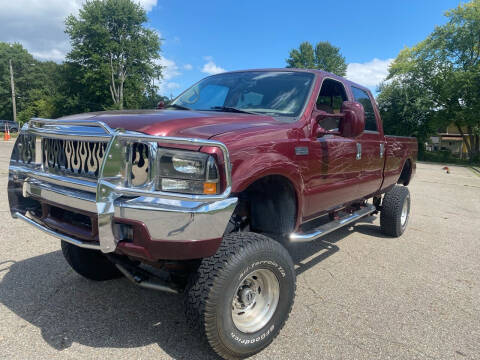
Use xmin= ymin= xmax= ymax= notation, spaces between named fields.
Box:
xmin=419 ymin=151 xmax=479 ymax=166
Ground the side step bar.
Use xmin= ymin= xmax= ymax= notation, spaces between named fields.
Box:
xmin=289 ymin=204 xmax=376 ymax=243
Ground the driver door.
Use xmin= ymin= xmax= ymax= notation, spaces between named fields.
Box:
xmin=302 ymin=78 xmax=361 ymax=220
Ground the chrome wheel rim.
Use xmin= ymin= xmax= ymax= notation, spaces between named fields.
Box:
xmin=231 ymin=268 xmax=280 ymax=333
xmin=401 ymin=195 xmax=409 ymax=227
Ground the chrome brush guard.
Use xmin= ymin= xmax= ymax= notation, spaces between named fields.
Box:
xmin=8 ymin=118 xmax=237 ymax=253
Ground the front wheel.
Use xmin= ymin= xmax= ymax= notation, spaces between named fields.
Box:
xmin=185 ymin=232 xmax=296 ymax=360
xmin=61 ymin=241 xmax=123 ymax=281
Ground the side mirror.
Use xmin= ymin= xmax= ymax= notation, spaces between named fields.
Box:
xmin=314 ymin=110 xmax=332 ymax=137
xmin=156 ymin=101 xmax=165 ymax=109
xmin=339 ymin=101 xmax=365 ymax=138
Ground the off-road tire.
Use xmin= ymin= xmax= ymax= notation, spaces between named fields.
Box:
xmin=61 ymin=241 xmax=122 ymax=281
xmin=380 ymin=185 xmax=411 ymax=237
xmin=185 ymin=232 xmax=296 ymax=360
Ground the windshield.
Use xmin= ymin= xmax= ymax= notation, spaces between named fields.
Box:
xmin=171 ymin=71 xmax=315 ymax=121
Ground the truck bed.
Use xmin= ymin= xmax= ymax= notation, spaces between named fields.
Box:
xmin=383 ymin=135 xmax=418 ymax=190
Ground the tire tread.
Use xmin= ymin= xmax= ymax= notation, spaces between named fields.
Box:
xmin=185 ymin=232 xmax=295 ymax=360
xmin=380 ymin=185 xmax=410 ymax=237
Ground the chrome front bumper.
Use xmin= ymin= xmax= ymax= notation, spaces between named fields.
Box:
xmin=9 ymin=119 xmax=238 ymax=254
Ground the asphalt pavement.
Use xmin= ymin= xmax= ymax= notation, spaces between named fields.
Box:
xmin=0 ymin=140 xmax=479 ymax=359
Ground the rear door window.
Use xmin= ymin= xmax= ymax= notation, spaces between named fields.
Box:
xmin=351 ymin=87 xmax=378 ymax=131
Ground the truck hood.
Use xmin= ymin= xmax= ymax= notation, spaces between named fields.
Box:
xmin=58 ymin=109 xmax=278 ymax=139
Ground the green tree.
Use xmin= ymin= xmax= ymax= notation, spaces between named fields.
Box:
xmin=377 ymin=79 xmax=434 ymax=157
xmin=381 ymin=0 xmax=480 ymax=161
xmin=65 ymin=0 xmax=162 ymax=110
xmin=286 ymin=41 xmax=347 ymax=76
xmin=0 ymin=42 xmax=61 ymax=124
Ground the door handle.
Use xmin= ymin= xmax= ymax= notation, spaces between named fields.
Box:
xmin=380 ymin=143 xmax=385 ymax=158
xmin=356 ymin=143 xmax=362 ymax=160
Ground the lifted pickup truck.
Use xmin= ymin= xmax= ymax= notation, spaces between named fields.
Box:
xmin=8 ymin=69 xmax=416 ymax=359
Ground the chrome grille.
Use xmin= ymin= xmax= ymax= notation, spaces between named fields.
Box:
xmin=11 ymin=134 xmax=36 ymax=164
xmin=130 ymin=143 xmax=150 ymax=186
xmin=42 ymin=138 xmax=107 ymax=178
xmin=41 ymin=138 xmax=150 ymax=183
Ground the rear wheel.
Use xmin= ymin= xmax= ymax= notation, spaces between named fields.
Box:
xmin=61 ymin=241 xmax=122 ymax=281
xmin=380 ymin=185 xmax=411 ymax=237
xmin=185 ymin=232 xmax=296 ymax=360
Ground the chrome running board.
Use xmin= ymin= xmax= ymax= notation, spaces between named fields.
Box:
xmin=289 ymin=204 xmax=376 ymax=242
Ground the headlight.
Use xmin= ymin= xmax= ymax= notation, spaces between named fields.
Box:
xmin=172 ymin=156 xmax=205 ymax=175
xmin=157 ymin=149 xmax=219 ymax=195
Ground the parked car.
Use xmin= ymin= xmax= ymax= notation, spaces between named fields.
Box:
xmin=8 ymin=69 xmax=417 ymax=359
xmin=0 ymin=120 xmax=19 ymax=133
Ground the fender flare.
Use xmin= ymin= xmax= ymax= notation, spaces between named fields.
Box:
xmin=231 ymin=155 xmax=305 ymax=229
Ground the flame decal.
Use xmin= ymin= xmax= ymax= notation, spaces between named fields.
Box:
xmin=42 ymin=139 xmax=107 ymax=178
xmin=131 ymin=143 xmax=149 ymax=186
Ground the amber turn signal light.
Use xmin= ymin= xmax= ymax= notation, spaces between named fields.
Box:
xmin=203 ymin=182 xmax=217 ymax=194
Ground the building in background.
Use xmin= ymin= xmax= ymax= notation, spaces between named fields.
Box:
xmin=428 ymin=124 xmax=470 ymax=159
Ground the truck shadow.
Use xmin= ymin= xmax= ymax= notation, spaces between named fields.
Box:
xmin=287 ymin=214 xmax=382 ymax=275
xmin=0 ymin=215 xmax=381 ymax=358
xmin=0 ymin=250 xmax=219 ymax=359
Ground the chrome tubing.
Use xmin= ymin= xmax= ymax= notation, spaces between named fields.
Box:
xmin=289 ymin=204 xmax=376 ymax=242
xmin=9 ymin=118 xmax=238 ymax=254
xmin=25 ymin=118 xmax=233 ymax=201
xmin=14 ymin=212 xmax=101 ymax=250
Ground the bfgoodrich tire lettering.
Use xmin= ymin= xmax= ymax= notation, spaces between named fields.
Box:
xmin=185 ymin=232 xmax=296 ymax=360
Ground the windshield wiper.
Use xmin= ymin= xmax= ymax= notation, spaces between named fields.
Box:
xmin=166 ymin=103 xmax=191 ymax=111
xmin=207 ymin=106 xmax=255 ymax=114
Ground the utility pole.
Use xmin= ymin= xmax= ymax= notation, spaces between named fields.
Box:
xmin=9 ymin=59 xmax=17 ymax=123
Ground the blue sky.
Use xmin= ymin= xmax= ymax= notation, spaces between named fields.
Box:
xmin=149 ymin=0 xmax=462 ymax=96
xmin=0 ymin=0 xmax=464 ymax=96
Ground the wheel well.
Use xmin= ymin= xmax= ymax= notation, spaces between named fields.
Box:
xmin=398 ymin=159 xmax=412 ymax=186
xmin=232 ymin=175 xmax=297 ymax=236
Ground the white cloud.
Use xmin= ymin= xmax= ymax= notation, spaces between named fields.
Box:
xmin=158 ymin=81 xmax=181 ymax=96
xmin=158 ymin=57 xmax=181 ymax=80
xmin=31 ymin=49 xmax=68 ymax=62
xmin=156 ymin=57 xmax=183 ymax=95
xmin=166 ymin=82 xmax=180 ymax=90
xmin=201 ymin=57 xmax=226 ymax=75
xmin=0 ymin=0 xmax=158 ymax=62
xmin=183 ymin=64 xmax=193 ymax=70
xmin=137 ymin=0 xmax=157 ymax=12
xmin=346 ymin=58 xmax=393 ymax=88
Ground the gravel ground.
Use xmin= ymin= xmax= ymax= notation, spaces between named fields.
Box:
xmin=0 ymin=140 xmax=479 ymax=360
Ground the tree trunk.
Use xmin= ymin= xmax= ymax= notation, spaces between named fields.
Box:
xmin=118 ymin=71 xmax=124 ymax=110
xmin=109 ymin=55 xmax=121 ymax=108
xmin=456 ymin=123 xmax=473 ymax=160
xmin=473 ymin=134 xmax=480 ymax=161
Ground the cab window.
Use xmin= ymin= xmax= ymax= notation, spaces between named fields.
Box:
xmin=316 ymin=79 xmax=348 ymax=131
xmin=351 ymin=86 xmax=378 ymax=131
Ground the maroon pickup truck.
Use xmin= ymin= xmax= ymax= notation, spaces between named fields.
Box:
xmin=8 ymin=69 xmax=416 ymax=359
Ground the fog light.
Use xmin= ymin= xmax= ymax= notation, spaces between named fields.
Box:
xmin=113 ymin=223 xmax=134 ymax=242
